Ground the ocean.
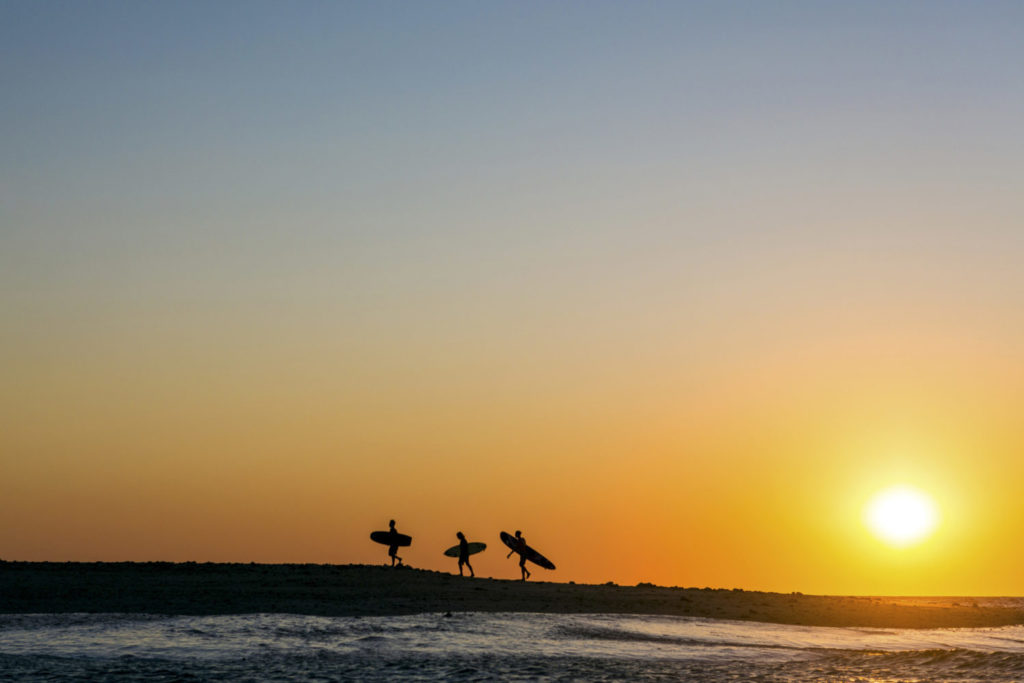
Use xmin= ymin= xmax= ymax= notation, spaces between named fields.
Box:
xmin=3 ymin=611 xmax=1024 ymax=681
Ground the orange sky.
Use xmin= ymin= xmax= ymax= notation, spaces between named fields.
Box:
xmin=5 ymin=289 xmax=1022 ymax=593
xmin=3 ymin=2 xmax=1024 ymax=594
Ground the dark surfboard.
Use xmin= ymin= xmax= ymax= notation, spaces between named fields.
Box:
xmin=500 ymin=531 xmax=555 ymax=570
xmin=371 ymin=530 xmax=412 ymax=547
xmin=443 ymin=542 xmax=486 ymax=558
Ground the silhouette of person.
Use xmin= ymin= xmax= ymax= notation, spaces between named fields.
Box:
xmin=456 ymin=531 xmax=474 ymax=577
xmin=387 ymin=519 xmax=403 ymax=567
xmin=506 ymin=529 xmax=531 ymax=581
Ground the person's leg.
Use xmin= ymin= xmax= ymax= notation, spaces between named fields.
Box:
xmin=468 ymin=560 xmax=474 ymax=577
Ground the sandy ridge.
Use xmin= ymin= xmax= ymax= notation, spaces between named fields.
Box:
xmin=2 ymin=562 xmax=1022 ymax=629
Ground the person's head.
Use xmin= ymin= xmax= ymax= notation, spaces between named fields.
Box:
xmin=515 ymin=530 xmax=521 ymax=538
xmin=457 ymin=531 xmax=465 ymax=540
xmin=389 ymin=519 xmax=395 ymax=528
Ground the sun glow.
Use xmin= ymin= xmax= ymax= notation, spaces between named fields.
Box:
xmin=864 ymin=486 xmax=939 ymax=547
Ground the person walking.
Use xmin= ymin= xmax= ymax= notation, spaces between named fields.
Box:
xmin=456 ymin=531 xmax=475 ymax=577
xmin=506 ymin=529 xmax=531 ymax=581
xmin=387 ymin=519 xmax=403 ymax=567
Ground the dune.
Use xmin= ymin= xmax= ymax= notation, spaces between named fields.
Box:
xmin=2 ymin=562 xmax=1022 ymax=629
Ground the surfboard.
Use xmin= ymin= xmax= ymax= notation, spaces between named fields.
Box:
xmin=370 ymin=530 xmax=412 ymax=547
xmin=443 ymin=542 xmax=486 ymax=558
xmin=500 ymin=531 xmax=555 ymax=570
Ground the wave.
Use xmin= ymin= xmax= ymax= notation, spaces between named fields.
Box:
xmin=552 ymin=623 xmax=811 ymax=653
xmin=555 ymin=616 xmax=1024 ymax=678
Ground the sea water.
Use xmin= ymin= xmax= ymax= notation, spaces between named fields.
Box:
xmin=3 ymin=612 xmax=1024 ymax=681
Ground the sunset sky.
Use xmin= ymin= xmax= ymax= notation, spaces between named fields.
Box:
xmin=3 ymin=2 xmax=1023 ymax=595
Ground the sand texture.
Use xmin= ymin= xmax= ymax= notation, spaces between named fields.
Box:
xmin=2 ymin=562 xmax=1021 ymax=629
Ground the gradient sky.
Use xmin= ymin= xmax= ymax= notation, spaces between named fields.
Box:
xmin=3 ymin=1 xmax=1023 ymax=594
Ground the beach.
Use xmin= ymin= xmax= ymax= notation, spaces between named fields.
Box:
xmin=2 ymin=562 xmax=1021 ymax=629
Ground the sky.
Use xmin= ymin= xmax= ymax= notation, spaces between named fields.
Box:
xmin=2 ymin=1 xmax=1023 ymax=595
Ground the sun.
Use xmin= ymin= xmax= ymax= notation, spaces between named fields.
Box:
xmin=864 ymin=486 xmax=939 ymax=547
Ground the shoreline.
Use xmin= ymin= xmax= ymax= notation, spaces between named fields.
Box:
xmin=2 ymin=562 xmax=1022 ymax=629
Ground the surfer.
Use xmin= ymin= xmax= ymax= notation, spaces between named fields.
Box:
xmin=506 ymin=529 xmax=531 ymax=581
xmin=456 ymin=531 xmax=475 ymax=577
xmin=387 ymin=519 xmax=403 ymax=567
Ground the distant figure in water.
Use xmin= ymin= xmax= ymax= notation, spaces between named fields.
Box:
xmin=456 ymin=531 xmax=474 ymax=577
xmin=507 ymin=529 xmax=531 ymax=581
xmin=388 ymin=519 xmax=403 ymax=567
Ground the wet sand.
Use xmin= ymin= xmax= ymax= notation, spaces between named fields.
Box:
xmin=2 ymin=562 xmax=1022 ymax=629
